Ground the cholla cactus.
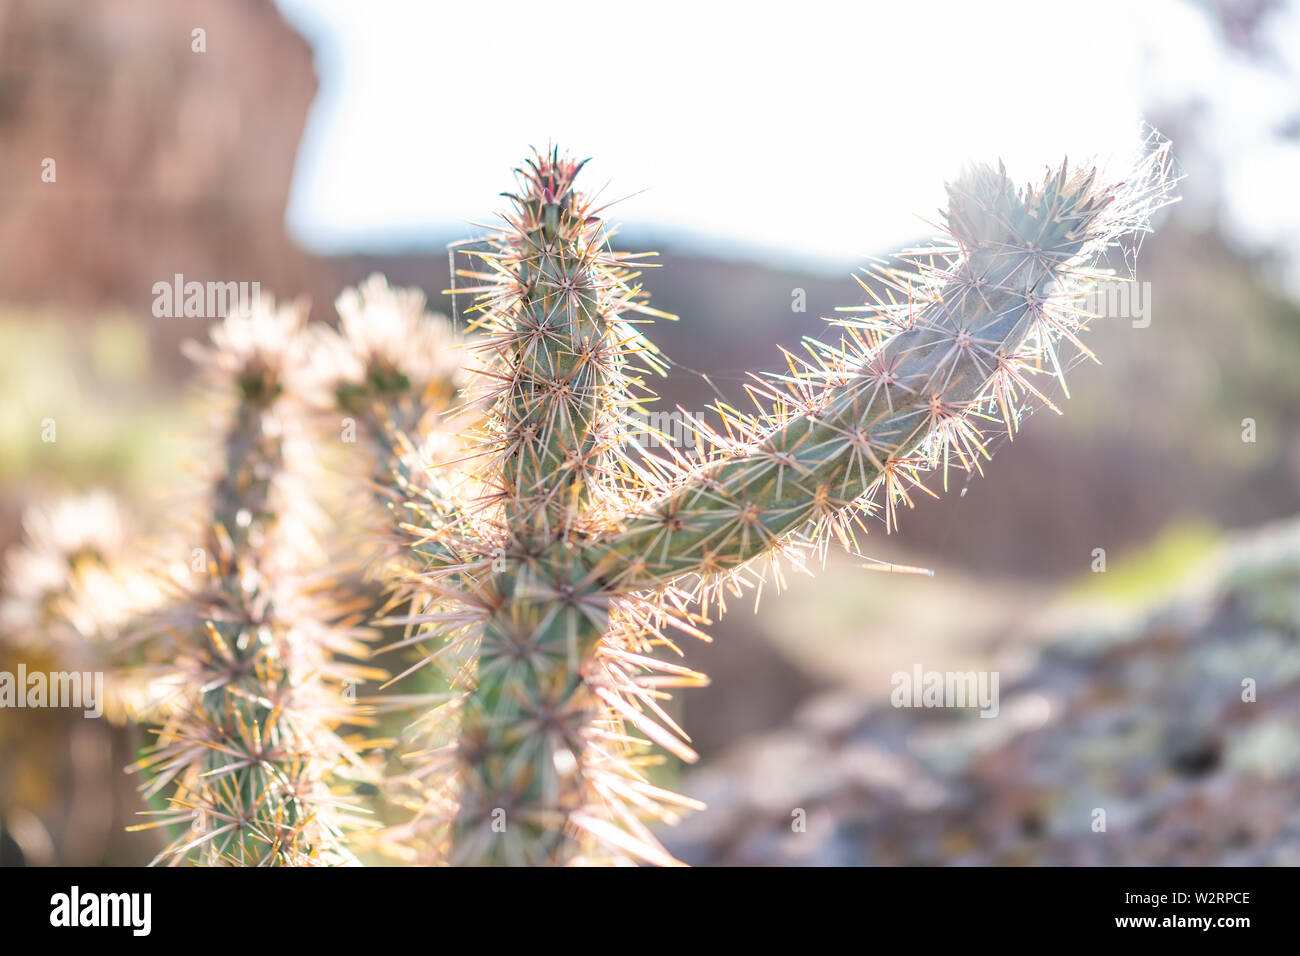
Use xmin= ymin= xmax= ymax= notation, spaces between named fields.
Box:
xmin=0 ymin=491 xmax=163 ymax=720
xmin=1 ymin=491 xmax=133 ymax=658
xmin=130 ymin=300 xmax=376 ymax=865
xmin=395 ymin=144 xmax=1177 ymax=865
xmin=94 ymin=142 xmax=1176 ymax=867
xmin=302 ymin=275 xmax=477 ymax=855
xmin=0 ymin=490 xmax=158 ymax=863
xmin=307 ymin=274 xmax=467 ymax=540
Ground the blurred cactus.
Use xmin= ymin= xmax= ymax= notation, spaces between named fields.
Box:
xmin=301 ymin=274 xmax=476 ymax=854
xmin=306 ymin=274 xmax=467 ymax=550
xmin=2 ymin=492 xmax=137 ymax=662
xmin=129 ymin=301 xmax=379 ymax=865
xmin=1 ymin=489 xmax=168 ymax=726
xmin=0 ymin=491 xmax=158 ymax=863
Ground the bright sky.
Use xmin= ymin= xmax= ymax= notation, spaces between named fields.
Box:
xmin=274 ymin=0 xmax=1300 ymax=274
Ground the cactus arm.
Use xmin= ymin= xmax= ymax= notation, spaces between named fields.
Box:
xmin=442 ymin=151 xmax=680 ymax=864
xmin=589 ymin=157 xmax=1175 ymax=594
xmin=446 ymin=154 xmax=606 ymax=864
xmin=310 ymin=274 xmax=466 ymax=545
xmin=132 ymin=302 xmax=370 ymax=866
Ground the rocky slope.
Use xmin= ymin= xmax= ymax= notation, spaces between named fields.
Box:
xmin=666 ymin=518 xmax=1300 ymax=865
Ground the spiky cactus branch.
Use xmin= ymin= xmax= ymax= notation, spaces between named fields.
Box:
xmin=590 ymin=162 xmax=1146 ymax=591
xmin=436 ymin=153 xmax=677 ymax=864
xmin=420 ymin=144 xmax=1175 ymax=866
xmin=315 ymin=275 xmax=465 ymax=534
xmin=133 ymin=302 xmax=372 ymax=865
xmin=306 ymin=276 xmax=477 ymax=856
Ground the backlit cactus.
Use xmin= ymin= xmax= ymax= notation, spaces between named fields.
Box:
xmin=396 ymin=144 xmax=1177 ymax=864
xmin=307 ymin=273 xmax=467 ymax=549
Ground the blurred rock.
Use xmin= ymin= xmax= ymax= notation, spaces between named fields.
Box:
xmin=666 ymin=517 xmax=1300 ymax=865
xmin=0 ymin=0 xmax=321 ymax=365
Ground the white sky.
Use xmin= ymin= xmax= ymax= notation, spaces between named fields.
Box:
xmin=274 ymin=0 xmax=1300 ymax=274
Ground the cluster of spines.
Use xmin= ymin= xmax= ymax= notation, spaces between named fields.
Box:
xmin=309 ymin=274 xmax=467 ymax=543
